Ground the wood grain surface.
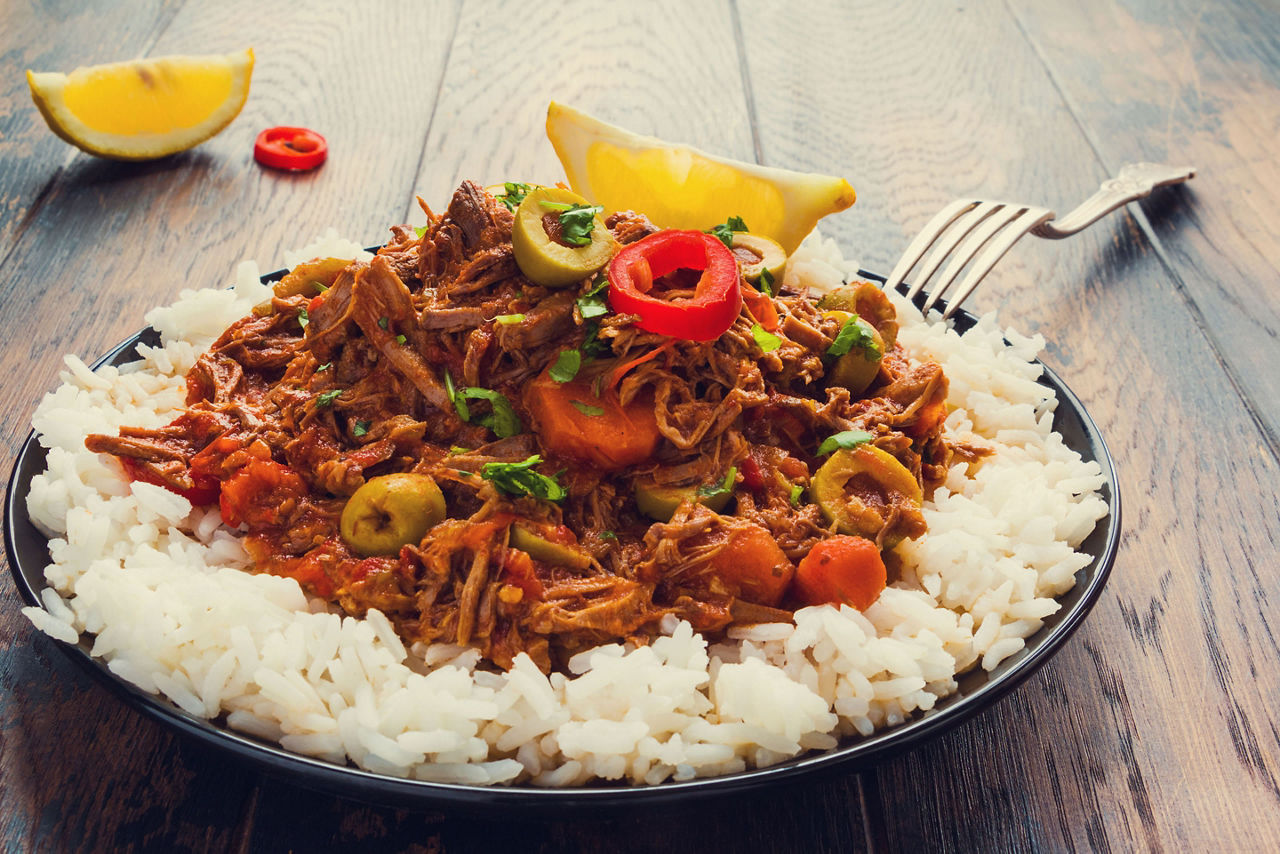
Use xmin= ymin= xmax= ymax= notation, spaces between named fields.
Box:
xmin=1 ymin=0 xmax=1277 ymax=851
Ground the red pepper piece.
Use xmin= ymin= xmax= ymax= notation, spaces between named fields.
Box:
xmin=254 ymin=126 xmax=328 ymax=171
xmin=606 ymin=230 xmax=742 ymax=341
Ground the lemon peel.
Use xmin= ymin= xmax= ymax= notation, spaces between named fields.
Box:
xmin=546 ymin=101 xmax=855 ymax=254
xmin=26 ymin=48 xmax=254 ymax=161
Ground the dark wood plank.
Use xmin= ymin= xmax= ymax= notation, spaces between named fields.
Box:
xmin=1008 ymin=0 xmax=1280 ymax=445
xmin=0 ymin=1 xmax=461 ymax=850
xmin=738 ymin=0 xmax=1280 ymax=849
xmin=0 ymin=0 xmax=182 ymax=256
xmin=0 ymin=630 xmax=257 ymax=852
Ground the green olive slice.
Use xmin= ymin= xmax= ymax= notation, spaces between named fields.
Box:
xmin=824 ymin=310 xmax=884 ymax=396
xmin=509 ymin=524 xmax=592 ymax=570
xmin=340 ymin=473 xmax=446 ymax=557
xmin=815 ymin=280 xmax=899 ymax=347
xmin=511 ymin=186 xmax=616 ymax=288
xmin=812 ymin=446 xmax=922 ymax=545
xmin=730 ymin=233 xmax=786 ymax=283
xmin=633 ymin=479 xmax=732 ymax=522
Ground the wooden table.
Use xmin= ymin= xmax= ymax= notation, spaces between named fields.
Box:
xmin=2 ymin=0 xmax=1277 ymax=850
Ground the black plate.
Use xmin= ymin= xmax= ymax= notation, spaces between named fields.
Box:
xmin=4 ymin=269 xmax=1120 ymax=812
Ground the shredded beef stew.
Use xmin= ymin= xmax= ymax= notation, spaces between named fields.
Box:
xmin=85 ymin=181 xmax=959 ymax=672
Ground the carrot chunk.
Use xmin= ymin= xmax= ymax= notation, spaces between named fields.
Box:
xmin=793 ymin=535 xmax=887 ymax=610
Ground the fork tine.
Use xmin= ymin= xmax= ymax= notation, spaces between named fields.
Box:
xmin=921 ymin=205 xmax=1029 ymax=314
xmin=904 ymin=201 xmax=1005 ymax=300
xmin=940 ymin=207 xmax=1054 ymax=319
xmin=883 ymin=198 xmax=977 ymax=293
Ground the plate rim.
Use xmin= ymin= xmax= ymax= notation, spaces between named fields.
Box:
xmin=3 ymin=267 xmax=1121 ymax=811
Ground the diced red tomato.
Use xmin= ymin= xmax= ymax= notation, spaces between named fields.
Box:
xmin=218 ymin=459 xmax=307 ymax=528
xmin=501 ymin=549 xmax=545 ymax=602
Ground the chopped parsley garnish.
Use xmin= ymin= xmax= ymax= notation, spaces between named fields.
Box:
xmin=707 ymin=215 xmax=749 ymax=248
xmin=789 ymin=483 xmax=804 ymax=507
xmin=395 ymin=334 xmax=407 ymax=345
xmin=581 ymin=320 xmax=610 ymax=358
xmin=542 ymin=201 xmax=603 ymax=246
xmin=444 ymin=370 xmax=522 ymax=438
xmin=576 ymin=276 xmax=611 ymax=320
xmin=549 ymin=350 xmax=582 ymax=383
xmin=495 ymin=313 xmax=525 ymax=325
xmin=315 ymin=389 xmax=343 ymax=408
xmin=816 ymin=429 xmax=873 ymax=456
xmin=480 ymin=455 xmax=566 ymax=501
xmin=751 ymin=323 xmax=782 ymax=353
xmin=758 ymin=267 xmax=776 ymax=297
xmin=377 ymin=316 xmax=389 ymax=330
xmin=570 ymin=400 xmax=604 ymax=416
xmin=696 ymin=466 xmax=738 ymax=499
xmin=352 ymin=419 xmax=371 ymax=438
xmin=297 ymin=307 xmax=309 ymax=329
xmin=827 ymin=314 xmax=882 ymax=360
xmin=495 ymin=182 xmax=532 ymax=211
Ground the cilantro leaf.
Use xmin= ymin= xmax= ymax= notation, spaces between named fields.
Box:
xmin=581 ymin=320 xmax=610 ymax=358
xmin=570 ymin=400 xmax=604 ymax=416
xmin=315 ymin=389 xmax=343 ymax=408
xmin=548 ymin=203 xmax=603 ymax=247
xmin=549 ymin=350 xmax=581 ymax=383
xmin=577 ymin=275 xmax=611 ymax=320
xmin=444 ymin=370 xmax=470 ymax=421
xmin=707 ymin=216 xmax=749 ymax=248
xmin=816 ymin=430 xmax=873 ymax=456
xmin=458 ymin=386 xmax=522 ymax=437
xmin=751 ymin=323 xmax=782 ymax=353
xmin=696 ymin=466 xmax=738 ymax=499
xmin=297 ymin=307 xmax=309 ymax=329
xmin=496 ymin=182 xmax=532 ymax=211
xmin=480 ymin=455 xmax=566 ymax=501
xmin=377 ymin=316 xmax=389 ymax=330
xmin=415 ymin=224 xmax=429 ymax=238
xmin=600 ymin=530 xmax=618 ymax=541
xmin=353 ymin=419 xmax=371 ymax=438
xmin=827 ymin=315 xmax=882 ymax=359
xmin=317 ymin=362 xmax=332 ymax=372
xmin=758 ymin=267 xmax=776 ymax=297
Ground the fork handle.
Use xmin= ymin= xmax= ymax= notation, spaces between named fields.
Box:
xmin=1031 ymin=162 xmax=1196 ymax=239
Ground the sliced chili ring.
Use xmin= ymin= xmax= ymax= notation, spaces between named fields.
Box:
xmin=606 ymin=230 xmax=742 ymax=341
xmin=254 ymin=126 xmax=328 ymax=171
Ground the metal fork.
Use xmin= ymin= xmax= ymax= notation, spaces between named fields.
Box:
xmin=884 ymin=162 xmax=1196 ymax=318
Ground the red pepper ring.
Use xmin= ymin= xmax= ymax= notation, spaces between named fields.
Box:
xmin=606 ymin=230 xmax=742 ymax=341
xmin=254 ymin=126 xmax=328 ymax=171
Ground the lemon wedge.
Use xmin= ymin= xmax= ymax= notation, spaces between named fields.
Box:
xmin=26 ymin=49 xmax=254 ymax=161
xmin=546 ymin=102 xmax=855 ymax=254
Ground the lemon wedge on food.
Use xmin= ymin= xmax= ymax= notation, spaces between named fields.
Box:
xmin=546 ymin=101 xmax=855 ymax=254
xmin=26 ymin=48 xmax=254 ymax=161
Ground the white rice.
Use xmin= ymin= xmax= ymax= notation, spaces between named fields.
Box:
xmin=21 ymin=229 xmax=1108 ymax=786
